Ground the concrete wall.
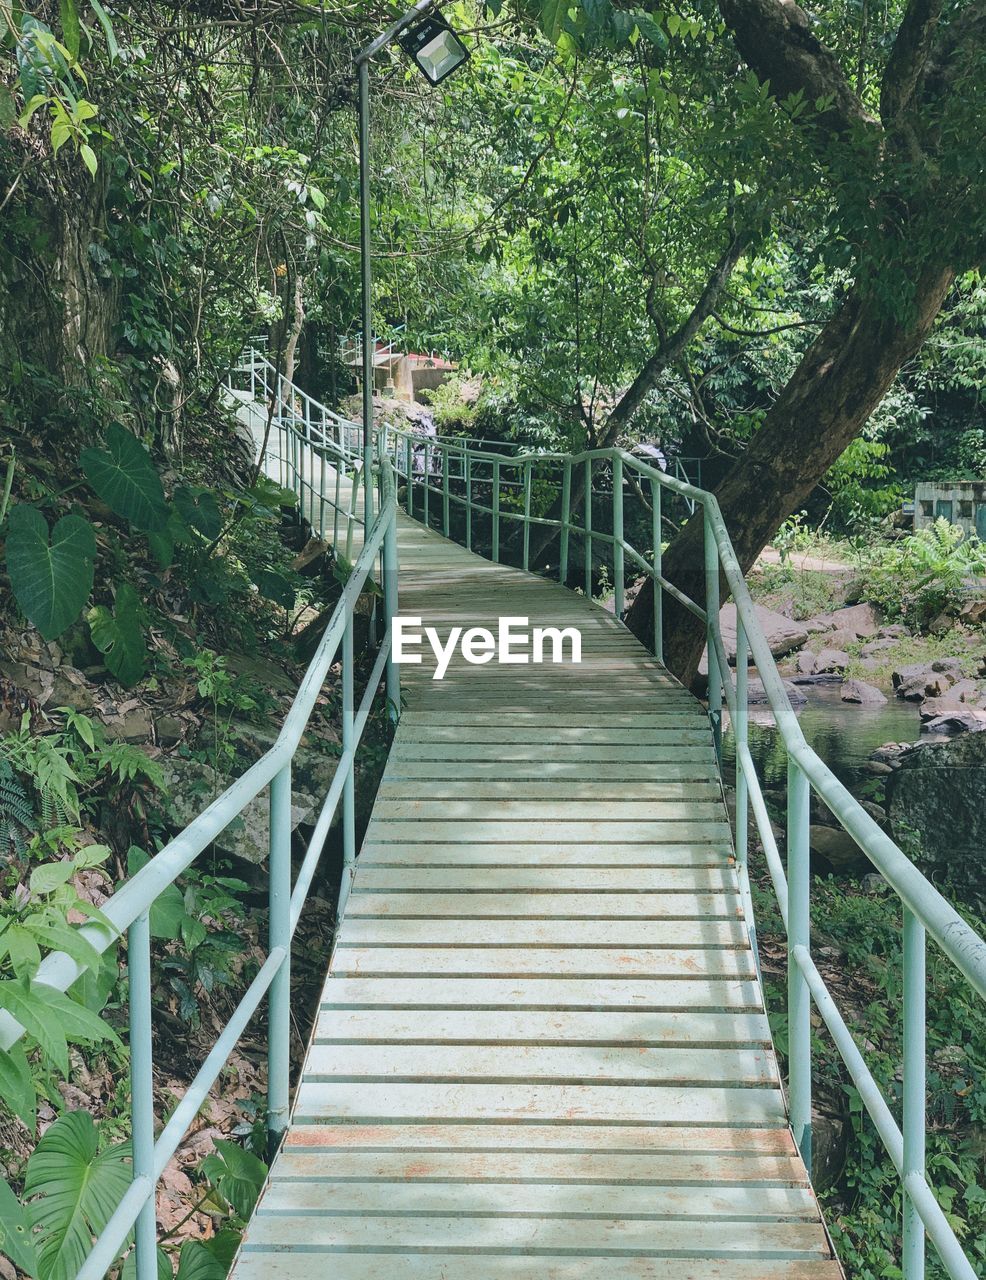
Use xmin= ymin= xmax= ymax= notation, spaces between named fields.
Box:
xmin=914 ymin=481 xmax=986 ymax=539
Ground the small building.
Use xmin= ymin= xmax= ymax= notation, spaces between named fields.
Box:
xmin=914 ymin=481 xmax=986 ymax=539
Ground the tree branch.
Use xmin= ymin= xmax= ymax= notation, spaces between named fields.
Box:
xmin=880 ymin=0 xmax=944 ymax=123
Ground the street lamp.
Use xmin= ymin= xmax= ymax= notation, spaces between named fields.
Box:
xmin=355 ymin=2 xmax=470 ymax=528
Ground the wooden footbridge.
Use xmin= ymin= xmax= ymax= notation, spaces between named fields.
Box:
xmin=5 ymin=350 xmax=984 ymax=1280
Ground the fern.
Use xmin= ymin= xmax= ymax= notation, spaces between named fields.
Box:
xmin=0 ymin=757 xmax=34 ymax=857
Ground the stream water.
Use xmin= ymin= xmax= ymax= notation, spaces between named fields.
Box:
xmin=722 ymin=681 xmax=922 ymax=789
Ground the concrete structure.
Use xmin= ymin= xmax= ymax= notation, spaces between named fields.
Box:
xmin=914 ymin=481 xmax=986 ymax=539
xmin=340 ymin=334 xmax=455 ymax=404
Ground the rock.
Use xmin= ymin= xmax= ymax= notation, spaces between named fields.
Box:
xmin=291 ymin=537 xmax=329 ymax=577
xmin=102 ymin=705 xmax=154 ymax=743
xmin=824 ymin=628 xmax=862 ymax=652
xmin=861 ymin=872 xmax=889 ymax=894
xmin=813 ymin=648 xmax=851 ymax=674
xmin=860 ymin=800 xmax=889 ymax=829
xmin=811 ymin=1094 xmax=850 ymax=1193
xmin=746 ymin=678 xmax=808 ymax=707
xmin=841 ymin=679 xmax=887 ymax=705
xmin=860 ymin=638 xmax=898 ymax=656
xmin=948 ymin=678 xmax=981 ymax=702
xmin=809 ymin=823 xmax=868 ymax=872
xmin=806 ymin=603 xmax=880 ymax=637
xmin=886 ymin=731 xmax=986 ymax=890
xmin=892 ymin=662 xmax=960 ymax=701
xmin=919 ymin=697 xmax=964 ymax=722
xmin=922 ymin=708 xmax=986 ymax=736
xmin=157 ymin=758 xmax=316 ymax=864
xmin=794 ymin=650 xmax=817 ymax=676
xmin=717 ymin=604 xmax=809 ymax=661
xmin=959 ymin=599 xmax=986 ymax=626
xmin=154 ymin=715 xmax=186 ymax=747
xmin=867 ymin=761 xmax=894 ymax=775
xmin=878 ymin=624 xmax=909 ymax=639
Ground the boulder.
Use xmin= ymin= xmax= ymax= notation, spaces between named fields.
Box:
xmin=824 ymin=628 xmax=862 ymax=652
xmin=959 ymin=599 xmax=986 ymax=626
xmin=948 ymin=678 xmax=981 ymax=703
xmin=746 ymin=678 xmax=808 ymax=707
xmin=922 ymin=708 xmax=986 ymax=736
xmin=860 ymin=638 xmax=898 ymax=656
xmin=919 ymin=697 xmax=964 ymax=722
xmin=813 ymin=648 xmax=851 ymax=674
xmin=794 ymin=650 xmax=817 ymax=677
xmin=892 ymin=661 xmax=961 ymax=701
xmin=886 ymin=731 xmax=986 ymax=890
xmin=841 ymin=679 xmax=887 ymax=705
xmin=878 ymin=624 xmax=909 ymax=639
xmin=809 ymin=823 xmax=868 ymax=872
xmin=806 ymin=603 xmax=880 ymax=638
xmin=717 ymin=604 xmax=809 ymax=662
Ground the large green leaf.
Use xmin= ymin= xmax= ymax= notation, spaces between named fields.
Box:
xmin=175 ymin=1240 xmax=228 ymax=1280
xmin=0 ymin=1042 xmax=37 ymax=1132
xmin=58 ymin=0 xmax=80 ymax=58
xmin=0 ymin=1177 xmax=39 ymax=1277
xmin=199 ymin=1140 xmax=267 ymax=1219
xmin=24 ymin=1110 xmax=132 ymax=1280
xmin=88 ymin=583 xmax=147 ymax=685
xmin=80 ymin=423 xmax=169 ymax=532
xmin=5 ymin=505 xmax=96 ymax=641
xmin=174 ymin=485 xmax=222 ymax=540
xmin=127 ymin=846 xmax=186 ymax=940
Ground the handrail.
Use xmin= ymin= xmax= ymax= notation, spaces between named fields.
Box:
xmin=269 ymin=352 xmax=984 ymax=1280
xmin=2 ymin=383 xmax=401 ymax=1280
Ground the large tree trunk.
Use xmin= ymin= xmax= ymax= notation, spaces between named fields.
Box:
xmin=625 ymin=262 xmax=955 ymax=684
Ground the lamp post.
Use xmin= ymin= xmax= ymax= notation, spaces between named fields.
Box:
xmin=355 ymin=1 xmax=470 ymax=529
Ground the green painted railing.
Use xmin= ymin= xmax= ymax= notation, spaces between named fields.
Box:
xmin=0 ymin=394 xmax=400 ymax=1280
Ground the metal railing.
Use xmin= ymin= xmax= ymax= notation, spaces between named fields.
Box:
xmin=269 ymin=354 xmax=986 ymax=1280
xmin=0 ymin=396 xmax=401 ymax=1280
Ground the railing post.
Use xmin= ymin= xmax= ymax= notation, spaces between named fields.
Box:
xmin=612 ymin=455 xmax=624 ymax=618
xmin=268 ymin=763 xmax=292 ymax=1154
xmin=903 ymin=908 xmax=926 ymax=1280
xmin=735 ymin=619 xmax=749 ymax=870
xmin=442 ymin=446 xmax=450 ymax=536
xmin=424 ymin=441 xmax=431 ymax=528
xmin=584 ymin=459 xmax=593 ymax=596
xmin=465 ymin=453 xmax=473 ymax=552
xmin=560 ymin=460 xmax=571 ymax=587
xmin=703 ymin=508 xmax=722 ymax=760
xmin=339 ymin=616 xmax=356 ymax=918
xmin=787 ymin=758 xmax=812 ymax=1169
xmin=522 ymin=461 xmax=532 ymax=572
xmin=128 ymin=909 xmax=157 ymax=1280
xmin=405 ymin=436 xmax=413 ymax=517
xmin=384 ymin=511 xmax=400 ymax=723
xmin=492 ymin=462 xmax=501 ymax=563
xmin=319 ymin=448 xmax=327 ymax=542
xmin=650 ymin=477 xmax=663 ymax=664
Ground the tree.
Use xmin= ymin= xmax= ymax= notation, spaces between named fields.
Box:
xmin=624 ymin=0 xmax=985 ymax=681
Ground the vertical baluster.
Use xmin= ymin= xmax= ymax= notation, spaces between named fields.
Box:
xmin=339 ymin=617 xmax=356 ymax=918
xmin=787 ymin=759 xmax=812 ymax=1169
xmin=268 ymin=763 xmax=292 ymax=1154
xmin=703 ymin=511 xmax=722 ymax=761
xmin=406 ymin=436 xmax=414 ymax=517
xmin=903 ymin=909 xmax=926 ymax=1280
xmin=612 ymin=455 xmax=624 ymax=618
xmin=466 ymin=454 xmax=473 ymax=552
xmin=584 ymin=459 xmax=593 ymax=596
xmin=319 ymin=448 xmax=327 ymax=542
xmin=522 ymin=461 xmax=532 ymax=572
xmin=651 ymin=478 xmax=663 ymax=664
xmin=735 ymin=619 xmax=749 ymax=869
xmin=424 ymin=441 xmax=431 ymax=527
xmin=442 ymin=446 xmax=450 ymax=536
xmin=384 ymin=512 xmax=400 ymax=723
xmin=493 ymin=462 xmax=501 ymax=562
xmin=560 ymin=460 xmax=572 ymax=587
xmin=333 ymin=463 xmax=342 ymax=548
xmin=129 ymin=910 xmax=156 ymax=1280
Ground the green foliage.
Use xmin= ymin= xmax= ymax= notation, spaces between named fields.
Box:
xmin=860 ymin=520 xmax=986 ymax=629
xmin=80 ymin=423 xmax=170 ymax=533
xmin=88 ymin=583 xmax=148 ymax=686
xmin=199 ymin=1140 xmax=267 ymax=1220
xmin=14 ymin=1110 xmax=131 ymax=1280
xmin=5 ymin=505 xmax=96 ymax=641
xmin=0 ymin=755 xmax=34 ymax=856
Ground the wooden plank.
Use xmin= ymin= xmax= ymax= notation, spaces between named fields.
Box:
xmin=282 ymin=1123 xmax=797 ymax=1156
xmin=271 ymin=1148 xmax=807 ymax=1186
xmin=240 ymin=1213 xmax=827 ymax=1258
xmin=329 ymin=948 xmax=754 ymax=977
xmin=313 ymin=1009 xmax=770 ymax=1046
xmin=292 ymin=1082 xmax=790 ymax=1127
xmin=351 ymin=868 xmax=735 ymax=893
xmin=319 ymin=977 xmax=763 ymax=1010
xmin=233 ymin=1254 xmax=843 ymax=1280
xmin=356 ymin=844 xmax=730 ymax=867
xmin=389 ymin=747 xmax=718 ymax=764
xmin=368 ymin=802 xmax=728 ymax=823
xmin=256 ymin=1179 xmax=818 ymax=1221
xmin=344 ymin=892 xmax=736 ymax=919
xmin=334 ymin=919 xmax=743 ymax=947
xmin=362 ymin=823 xmax=730 ymax=845
xmin=380 ymin=763 xmax=721 ymax=782
xmin=375 ymin=781 xmax=724 ymax=801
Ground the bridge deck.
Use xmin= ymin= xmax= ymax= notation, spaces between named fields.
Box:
xmin=231 ymin=508 xmax=839 ymax=1279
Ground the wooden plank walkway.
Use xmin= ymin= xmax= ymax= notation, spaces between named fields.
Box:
xmin=231 ymin=489 xmax=840 ymax=1278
